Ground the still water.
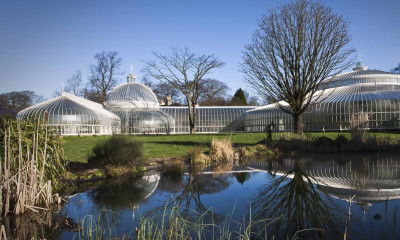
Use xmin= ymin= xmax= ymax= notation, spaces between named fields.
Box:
xmin=14 ymin=154 xmax=400 ymax=239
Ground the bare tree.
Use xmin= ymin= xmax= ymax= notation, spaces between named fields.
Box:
xmin=242 ymin=0 xmax=355 ymax=133
xmin=247 ymin=96 xmax=260 ymax=106
xmin=392 ymin=63 xmax=400 ymax=74
xmin=0 ymin=91 xmax=43 ymax=113
xmin=143 ymin=47 xmax=225 ymax=134
xmin=154 ymin=82 xmax=182 ymax=104
xmin=87 ymin=51 xmax=123 ymax=103
xmin=53 ymin=69 xmax=84 ymax=97
xmin=142 ymin=76 xmax=182 ymax=104
xmin=141 ymin=76 xmax=154 ymax=88
xmin=66 ymin=70 xmax=83 ymax=96
xmin=198 ymin=78 xmax=230 ymax=106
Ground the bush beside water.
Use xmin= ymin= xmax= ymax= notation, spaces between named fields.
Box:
xmin=92 ymin=135 xmax=144 ymax=167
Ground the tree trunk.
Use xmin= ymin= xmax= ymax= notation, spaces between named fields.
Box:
xmin=188 ymin=102 xmax=196 ymax=134
xmin=293 ymin=113 xmax=303 ymax=134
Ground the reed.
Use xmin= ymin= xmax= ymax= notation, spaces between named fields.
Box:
xmin=0 ymin=119 xmax=65 ymax=217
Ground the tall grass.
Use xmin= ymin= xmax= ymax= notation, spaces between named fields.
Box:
xmin=209 ymin=138 xmax=236 ymax=165
xmin=0 ymin=119 xmax=67 ymax=185
xmin=0 ymin=119 xmax=66 ymax=217
xmin=74 ymin=210 xmax=119 ymax=240
xmin=74 ymin=200 xmax=293 ymax=240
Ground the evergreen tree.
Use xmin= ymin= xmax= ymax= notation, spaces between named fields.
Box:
xmin=230 ymin=88 xmax=247 ymax=106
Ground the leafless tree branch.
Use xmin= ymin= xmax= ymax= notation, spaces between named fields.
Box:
xmin=142 ymin=47 xmax=225 ymax=133
xmin=241 ymin=0 xmax=355 ymax=133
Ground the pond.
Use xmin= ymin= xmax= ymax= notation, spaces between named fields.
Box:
xmin=5 ymin=154 xmax=400 ymax=239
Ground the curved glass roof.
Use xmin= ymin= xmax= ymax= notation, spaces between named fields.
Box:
xmin=104 ymin=82 xmax=159 ymax=108
xmin=106 ymin=106 xmax=175 ymax=134
xmin=249 ymin=66 xmax=400 ymax=112
xmin=17 ymin=92 xmax=120 ymax=127
xmin=324 ymin=61 xmax=400 ymax=88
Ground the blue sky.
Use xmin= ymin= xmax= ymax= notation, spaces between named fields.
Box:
xmin=1 ymin=0 xmax=399 ymax=99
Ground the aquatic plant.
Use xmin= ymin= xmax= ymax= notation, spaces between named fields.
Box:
xmin=0 ymin=118 xmax=67 ymax=184
xmin=187 ymin=145 xmax=208 ymax=165
xmin=162 ymin=160 xmax=184 ymax=179
xmin=0 ymin=119 xmax=65 ymax=216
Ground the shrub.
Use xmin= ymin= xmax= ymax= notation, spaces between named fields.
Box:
xmin=209 ymin=138 xmax=235 ymax=164
xmin=313 ymin=136 xmax=336 ymax=152
xmin=335 ymin=134 xmax=348 ymax=151
xmin=162 ymin=160 xmax=184 ymax=179
xmin=235 ymin=146 xmax=248 ymax=163
xmin=92 ymin=136 xmax=143 ymax=167
xmin=253 ymin=144 xmax=275 ymax=158
xmin=187 ymin=145 xmax=208 ymax=165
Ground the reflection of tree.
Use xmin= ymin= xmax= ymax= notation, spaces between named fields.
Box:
xmin=252 ymin=162 xmax=342 ymax=239
xmin=151 ymin=164 xmax=233 ymax=223
xmin=233 ymin=172 xmax=250 ymax=185
xmin=2 ymin=210 xmax=62 ymax=239
xmin=157 ymin=173 xmax=185 ymax=194
xmin=174 ymin=168 xmax=232 ymax=217
xmin=89 ymin=179 xmax=150 ymax=210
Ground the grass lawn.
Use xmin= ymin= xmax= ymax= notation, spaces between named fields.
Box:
xmin=63 ymin=133 xmax=269 ymax=163
xmin=63 ymin=131 xmax=400 ymax=163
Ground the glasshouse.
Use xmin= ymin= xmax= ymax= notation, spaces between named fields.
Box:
xmin=245 ymin=61 xmax=400 ymax=132
xmin=16 ymin=61 xmax=400 ymax=135
xmin=160 ymin=106 xmax=255 ymax=133
xmin=16 ymin=92 xmax=121 ymax=135
xmin=104 ymin=69 xmax=176 ymax=134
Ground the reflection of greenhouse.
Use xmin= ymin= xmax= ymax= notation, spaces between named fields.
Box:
xmin=245 ymin=61 xmax=400 ymax=132
xmin=17 ymin=92 xmax=121 ymax=135
xmin=246 ymin=158 xmax=400 ymax=206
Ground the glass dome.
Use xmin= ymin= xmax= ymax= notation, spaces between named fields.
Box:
xmin=104 ymin=82 xmax=159 ymax=108
xmin=245 ymin=62 xmax=400 ymax=132
xmin=17 ymin=92 xmax=121 ymax=135
xmin=105 ymin=106 xmax=175 ymax=134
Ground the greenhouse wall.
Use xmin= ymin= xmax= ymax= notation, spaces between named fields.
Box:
xmin=160 ymin=106 xmax=256 ymax=133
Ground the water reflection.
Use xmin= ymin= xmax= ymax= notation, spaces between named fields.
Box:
xmin=51 ymin=154 xmax=400 ymax=239
xmin=248 ymin=155 xmax=400 ymax=239
xmin=88 ymin=174 xmax=160 ymax=211
xmin=163 ymin=164 xmax=233 ymax=218
xmin=251 ymin=159 xmax=342 ymax=239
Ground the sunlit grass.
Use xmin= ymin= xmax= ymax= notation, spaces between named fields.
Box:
xmin=63 ymin=133 xmax=267 ymax=163
xmin=63 ymin=132 xmax=400 ymax=163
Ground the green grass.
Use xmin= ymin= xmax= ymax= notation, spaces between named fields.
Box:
xmin=63 ymin=132 xmax=400 ymax=163
xmin=63 ymin=133 xmax=267 ymax=163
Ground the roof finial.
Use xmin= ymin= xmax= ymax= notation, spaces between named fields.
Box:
xmin=353 ymin=52 xmax=368 ymax=71
xmin=127 ymin=64 xmax=137 ymax=83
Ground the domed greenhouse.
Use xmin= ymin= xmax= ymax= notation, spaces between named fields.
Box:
xmin=244 ymin=61 xmax=400 ymax=132
xmin=17 ymin=92 xmax=121 ymax=135
xmin=104 ymin=69 xmax=175 ymax=134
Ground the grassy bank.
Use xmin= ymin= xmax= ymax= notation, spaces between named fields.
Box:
xmin=63 ymin=132 xmax=400 ymax=163
xmin=63 ymin=133 xmax=267 ymax=163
